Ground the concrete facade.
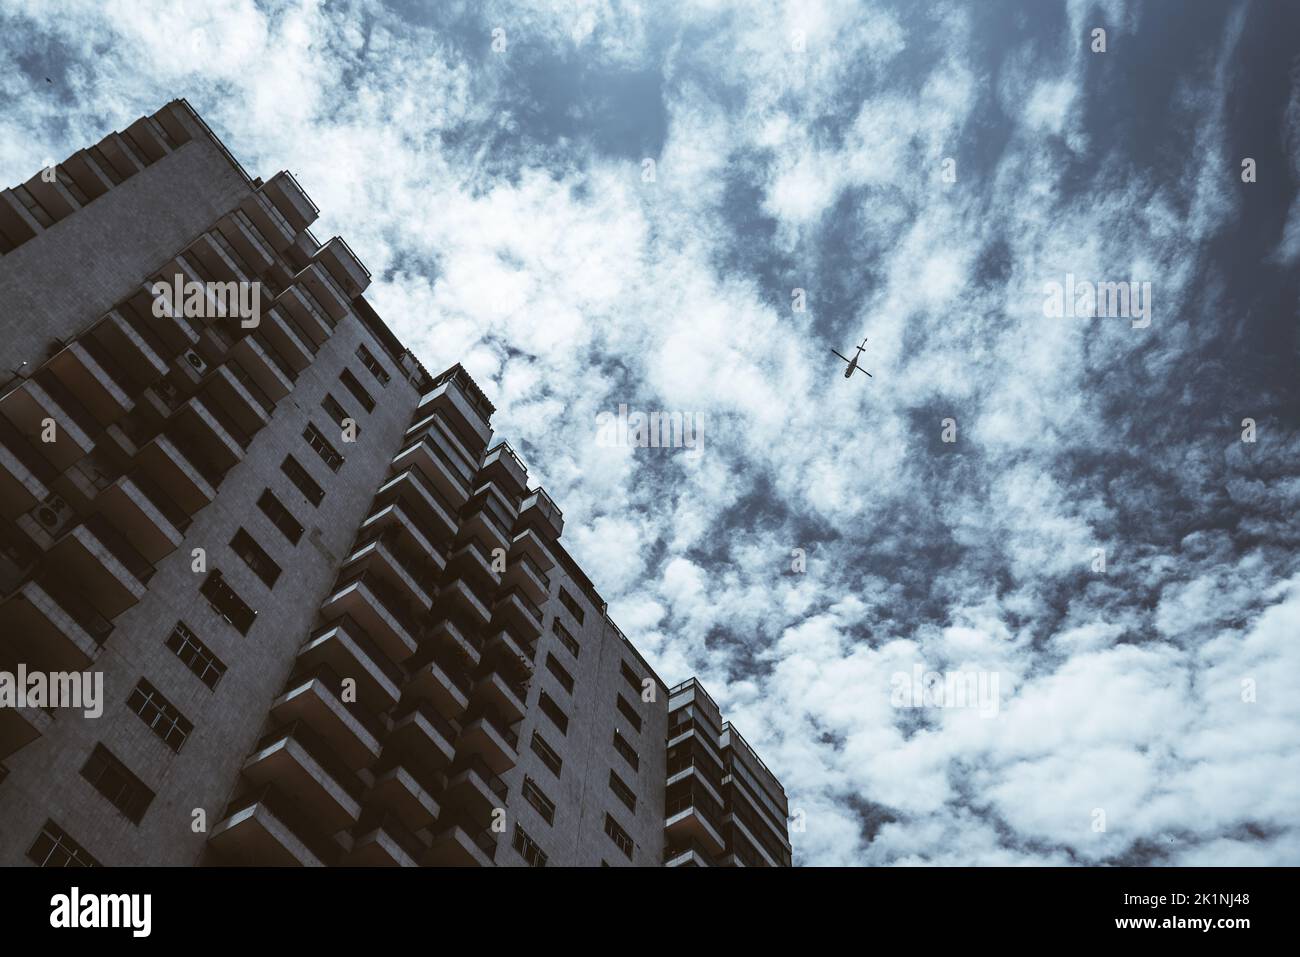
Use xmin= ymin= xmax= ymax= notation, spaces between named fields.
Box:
xmin=0 ymin=100 xmax=790 ymax=868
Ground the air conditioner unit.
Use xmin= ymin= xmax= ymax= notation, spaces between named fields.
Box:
xmin=183 ymin=350 xmax=207 ymax=373
xmin=34 ymin=494 xmax=74 ymax=534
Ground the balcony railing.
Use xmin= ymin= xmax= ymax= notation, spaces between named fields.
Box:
xmin=462 ymin=705 xmax=519 ymax=751
xmin=128 ymin=469 xmax=194 ymax=532
xmin=394 ymin=697 xmax=461 ymax=748
xmin=496 ymin=586 xmax=542 ymax=624
xmin=224 ymin=361 xmax=276 ymax=417
xmin=285 ymin=662 xmax=388 ymax=741
xmin=305 ymin=614 xmax=405 ymax=689
xmin=220 ymin=784 xmax=341 ymax=865
xmin=448 ymin=753 xmax=507 ymax=800
xmin=33 ymin=572 xmax=113 ymax=645
xmin=356 ymin=809 xmax=426 ymax=863
xmin=252 ymin=720 xmax=365 ymax=803
xmin=79 ymin=514 xmax=155 ymax=585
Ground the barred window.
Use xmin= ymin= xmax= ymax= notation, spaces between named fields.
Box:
xmin=512 ymin=824 xmax=548 ymax=867
xmin=609 ymin=768 xmax=637 ymax=813
xmin=303 ymin=422 xmax=344 ymax=472
xmin=356 ymin=343 xmax=391 ymax=386
xmin=339 ymin=368 xmax=375 ymax=413
xmin=521 ymin=775 xmax=557 ymax=825
xmin=551 ymin=616 xmax=580 ymax=658
xmin=538 ymin=691 xmax=568 ymax=735
xmin=616 ymin=693 xmax=643 ymax=733
xmin=530 ymin=731 xmax=562 ymax=777
xmin=558 ymin=587 xmax=585 ymax=624
xmin=80 ymin=745 xmax=155 ymax=824
xmin=165 ymin=621 xmax=226 ymax=690
xmin=613 ymin=730 xmax=639 ymax=771
xmin=604 ymin=813 xmax=633 ymax=860
xmin=281 ymin=454 xmax=324 ymax=507
xmin=126 ymin=679 xmax=193 ymax=752
xmin=258 ymin=488 xmax=303 ymax=545
xmin=27 ymin=820 xmax=100 ymax=867
xmin=545 ymin=653 xmax=575 ymax=694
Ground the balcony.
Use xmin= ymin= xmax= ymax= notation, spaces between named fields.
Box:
xmin=209 ymin=785 xmax=340 ymax=866
xmin=471 ymin=665 xmax=528 ymax=724
xmin=366 ymin=761 xmax=441 ymax=832
xmin=0 ymin=374 xmax=97 ymax=470
xmin=95 ymin=472 xmax=188 ymax=563
xmin=270 ymin=666 xmax=383 ymax=771
xmin=503 ymin=548 xmax=549 ymax=605
xmin=297 ymin=616 xmax=402 ymax=713
xmin=314 ymin=236 xmax=371 ymax=298
xmin=491 ymin=587 xmax=544 ymax=641
xmin=138 ymin=280 xmax=202 ymax=351
xmin=435 ymin=575 xmax=492 ymax=631
xmin=388 ymin=698 xmax=459 ymax=773
xmin=262 ymin=171 xmax=319 ymax=233
xmin=664 ymin=791 xmax=727 ymax=856
xmin=347 ymin=811 xmax=426 ymax=867
xmin=456 ymin=706 xmax=519 ymax=775
xmin=404 ymin=645 xmax=472 ymax=720
xmin=429 ymin=617 xmax=482 ymax=668
xmin=449 ymin=537 xmax=503 ymax=589
xmin=417 ymin=365 xmax=493 ymax=454
xmin=187 ymin=232 xmax=251 ymax=284
xmin=425 ymin=814 xmax=497 ymax=867
xmin=485 ymin=628 xmax=535 ymax=667
xmin=124 ymin=116 xmax=169 ymax=163
xmin=443 ymin=754 xmax=508 ymax=820
xmin=0 ymin=648 xmax=53 ymax=760
xmin=217 ymin=209 xmax=275 ymax=277
xmin=391 ymin=434 xmax=471 ymax=512
xmin=346 ymin=524 xmax=442 ymax=609
xmin=207 ymin=361 xmax=275 ymax=435
xmin=458 ymin=490 xmax=514 ymax=555
xmin=0 ymin=421 xmax=54 ymax=519
xmin=274 ymin=286 xmax=332 ymax=346
xmin=0 ymin=574 xmax=111 ymax=671
xmin=170 ymin=394 xmax=247 ymax=472
xmin=664 ymin=838 xmax=716 ymax=867
xmin=319 ymin=573 xmax=420 ymax=667
xmin=230 ymin=333 xmax=295 ymax=401
xmin=240 ymin=722 xmax=363 ymax=833
xmin=518 ymin=487 xmax=564 ymax=540
xmin=480 ymin=442 xmax=529 ymax=496
xmin=99 ymin=309 xmax=170 ymax=385
xmin=239 ymin=191 xmax=296 ymax=251
xmin=136 ymin=433 xmax=219 ymax=513
xmin=298 ymin=262 xmax=350 ymax=320
xmin=48 ymin=515 xmax=151 ymax=618
xmin=47 ymin=338 xmax=135 ymax=423
xmin=262 ymin=306 xmax=316 ymax=370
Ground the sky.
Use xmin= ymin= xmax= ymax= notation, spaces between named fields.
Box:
xmin=2 ymin=0 xmax=1298 ymax=866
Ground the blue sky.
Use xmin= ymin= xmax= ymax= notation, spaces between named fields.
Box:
xmin=3 ymin=0 xmax=1298 ymax=866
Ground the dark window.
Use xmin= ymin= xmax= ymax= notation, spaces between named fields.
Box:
xmin=521 ymin=776 xmax=557 ymax=825
xmin=545 ymin=653 xmax=575 ymax=694
xmin=303 ymin=422 xmax=344 ymax=472
xmin=231 ymin=528 xmax=281 ymax=587
xmin=512 ymin=824 xmax=548 ymax=867
xmin=200 ymin=570 xmax=256 ymax=634
xmin=80 ymin=745 xmax=155 ymax=824
xmin=339 ymin=368 xmax=375 ymax=413
xmin=558 ymin=587 xmax=585 ymax=624
xmin=165 ymin=621 xmax=226 ymax=690
xmin=530 ymin=731 xmax=562 ymax=777
xmin=257 ymin=489 xmax=303 ymax=545
xmin=320 ymin=393 xmax=358 ymax=436
xmin=27 ymin=820 xmax=100 ymax=867
xmin=613 ymin=730 xmax=639 ymax=771
xmin=126 ymin=679 xmax=193 ymax=752
xmin=356 ymin=343 xmax=391 ymax=385
xmin=281 ymin=454 xmax=324 ymax=507
xmin=609 ymin=768 xmax=637 ymax=813
xmin=551 ymin=617 xmax=579 ymax=658
xmin=616 ymin=694 xmax=643 ymax=732
xmin=620 ymin=660 xmax=642 ymax=695
xmin=604 ymin=813 xmax=633 ymax=860
xmin=538 ymin=691 xmax=568 ymax=735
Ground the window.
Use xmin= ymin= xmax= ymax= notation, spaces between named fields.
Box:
xmin=530 ymin=731 xmax=563 ymax=777
xmin=281 ymin=454 xmax=324 ymax=507
xmin=521 ymin=776 xmax=557 ymax=825
xmin=558 ymin=587 xmax=585 ymax=624
xmin=80 ymin=745 xmax=155 ymax=824
xmin=609 ymin=769 xmax=637 ymax=813
xmin=303 ymin=422 xmax=344 ymax=472
xmin=231 ymin=528 xmax=281 ymax=587
xmin=620 ymin=660 xmax=643 ymax=695
xmin=616 ymin=694 xmax=643 ymax=732
xmin=356 ymin=343 xmax=391 ymax=385
xmin=545 ymin=653 xmax=575 ymax=694
xmin=127 ymin=679 xmax=194 ymax=752
xmin=613 ymin=730 xmax=639 ymax=771
xmin=512 ymin=824 xmax=548 ymax=867
xmin=339 ymin=368 xmax=375 ymax=413
xmin=604 ymin=813 xmax=633 ymax=860
xmin=552 ymin=617 xmax=580 ymax=658
xmin=257 ymin=489 xmax=303 ymax=545
xmin=27 ymin=820 xmax=100 ymax=867
xmin=538 ymin=691 xmax=568 ymax=735
xmin=320 ymin=393 xmax=358 ymax=436
xmin=200 ymin=570 xmax=256 ymax=634
xmin=165 ymin=621 xmax=226 ymax=690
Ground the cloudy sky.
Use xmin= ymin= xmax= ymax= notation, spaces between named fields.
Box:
xmin=3 ymin=0 xmax=1299 ymax=866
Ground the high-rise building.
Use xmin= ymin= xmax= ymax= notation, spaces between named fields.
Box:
xmin=0 ymin=99 xmax=790 ymax=868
